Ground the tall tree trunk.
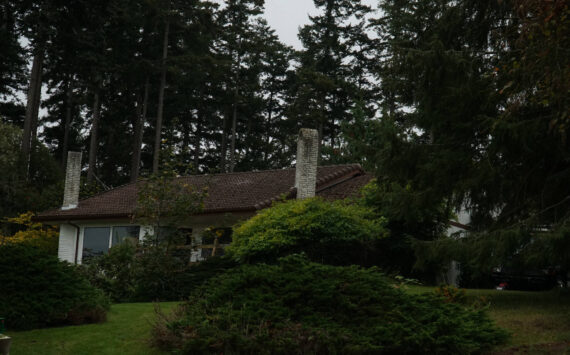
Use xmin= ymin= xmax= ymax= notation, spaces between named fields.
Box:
xmin=30 ymin=68 xmax=42 ymax=144
xmin=220 ymin=113 xmax=228 ymax=173
xmin=228 ymin=39 xmax=241 ymax=173
xmin=153 ymin=20 xmax=170 ymax=175
xmin=318 ymin=121 xmax=324 ymax=164
xmin=62 ymin=80 xmax=73 ymax=168
xmin=194 ymin=115 xmax=201 ymax=172
xmin=131 ymin=78 xmax=149 ymax=182
xmin=21 ymin=49 xmax=43 ymax=178
xmin=87 ymin=90 xmax=101 ymax=184
xmin=264 ymin=91 xmax=274 ymax=165
xmin=229 ymin=97 xmax=238 ymax=173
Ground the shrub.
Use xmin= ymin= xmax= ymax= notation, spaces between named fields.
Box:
xmin=0 ymin=244 xmax=109 ymax=330
xmin=152 ymin=254 xmax=508 ymax=354
xmin=79 ymin=241 xmax=139 ymax=302
xmin=228 ymin=197 xmax=388 ymax=264
xmin=0 ymin=212 xmax=58 ymax=254
xmin=81 ymin=242 xmax=238 ymax=302
xmin=134 ymin=250 xmax=238 ymax=301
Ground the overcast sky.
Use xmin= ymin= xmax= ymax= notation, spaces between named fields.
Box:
xmin=262 ymin=0 xmax=378 ymax=49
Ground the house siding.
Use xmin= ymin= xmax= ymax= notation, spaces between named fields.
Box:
xmin=58 ymin=224 xmax=77 ymax=263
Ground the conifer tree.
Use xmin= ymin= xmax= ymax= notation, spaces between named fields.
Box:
xmin=289 ymin=0 xmax=374 ymax=162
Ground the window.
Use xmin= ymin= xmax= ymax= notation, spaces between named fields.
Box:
xmin=155 ymin=227 xmax=192 ymax=246
xmin=112 ymin=226 xmax=140 ymax=245
xmin=82 ymin=227 xmax=111 ymax=262
xmin=82 ymin=225 xmax=140 ymax=263
xmin=199 ymin=228 xmax=232 ymax=259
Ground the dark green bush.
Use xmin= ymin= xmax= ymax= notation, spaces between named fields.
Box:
xmin=152 ymin=254 xmax=508 ymax=354
xmin=228 ymin=197 xmax=388 ymax=265
xmin=0 ymin=244 xmax=110 ymax=330
xmin=81 ymin=243 xmax=238 ymax=302
xmin=134 ymin=250 xmax=237 ymax=301
xmin=79 ymin=241 xmax=139 ymax=302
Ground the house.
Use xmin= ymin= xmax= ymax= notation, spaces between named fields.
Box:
xmin=35 ymin=129 xmax=373 ymax=264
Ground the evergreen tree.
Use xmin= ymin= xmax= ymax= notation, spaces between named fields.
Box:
xmin=348 ymin=0 xmax=569 ymax=277
xmin=288 ymin=0 xmax=374 ymax=162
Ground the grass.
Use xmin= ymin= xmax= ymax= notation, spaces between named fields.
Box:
xmin=6 ymin=302 xmax=179 ymax=355
xmin=406 ymin=286 xmax=570 ymax=352
xmin=6 ymin=289 xmax=570 ymax=354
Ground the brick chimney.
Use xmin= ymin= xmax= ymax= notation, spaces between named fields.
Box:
xmin=62 ymin=151 xmax=82 ymax=210
xmin=295 ymin=128 xmax=319 ymax=199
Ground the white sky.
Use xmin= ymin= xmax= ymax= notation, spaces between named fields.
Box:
xmin=264 ymin=0 xmax=378 ymax=49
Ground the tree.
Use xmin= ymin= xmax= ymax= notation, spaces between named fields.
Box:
xmin=349 ymin=0 xmax=569 ymax=277
xmin=0 ymin=1 xmax=26 ymax=125
xmin=0 ymin=121 xmax=62 ymax=227
xmin=133 ymin=155 xmax=207 ymax=247
xmin=288 ymin=0 xmax=374 ymax=162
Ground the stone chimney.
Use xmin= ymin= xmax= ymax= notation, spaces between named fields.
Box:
xmin=295 ymin=128 xmax=319 ymax=199
xmin=62 ymin=151 xmax=82 ymax=210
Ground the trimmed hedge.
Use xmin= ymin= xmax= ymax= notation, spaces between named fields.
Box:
xmin=228 ymin=197 xmax=388 ymax=265
xmin=0 ymin=244 xmax=109 ymax=330
xmin=152 ymin=255 xmax=508 ymax=354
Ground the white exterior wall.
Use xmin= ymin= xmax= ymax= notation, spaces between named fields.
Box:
xmin=57 ymin=211 xmax=254 ymax=264
xmin=58 ymin=224 xmax=78 ymax=263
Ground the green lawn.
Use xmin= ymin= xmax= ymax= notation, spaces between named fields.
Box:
xmin=407 ymin=286 xmax=570 ymax=352
xmin=6 ymin=289 xmax=570 ymax=354
xmin=7 ymin=302 xmax=179 ymax=355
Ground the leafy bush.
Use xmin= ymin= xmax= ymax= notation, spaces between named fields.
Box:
xmin=134 ymin=250 xmax=237 ymax=301
xmin=228 ymin=197 xmax=388 ymax=264
xmin=0 ymin=212 xmax=58 ymax=254
xmin=80 ymin=241 xmax=139 ymax=302
xmin=152 ymin=254 xmax=508 ymax=354
xmin=81 ymin=242 xmax=238 ymax=302
xmin=0 ymin=244 xmax=109 ymax=330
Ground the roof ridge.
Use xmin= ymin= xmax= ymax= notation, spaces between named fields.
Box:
xmin=177 ymin=163 xmax=361 ymax=179
xmin=253 ymin=164 xmax=363 ymax=210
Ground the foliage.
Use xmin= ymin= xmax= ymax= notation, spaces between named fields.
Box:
xmin=357 ymin=179 xmax=452 ymax=279
xmin=0 ymin=122 xmax=63 ymax=221
xmin=228 ymin=197 xmax=388 ymax=265
xmin=288 ymin=0 xmax=375 ymax=163
xmin=133 ymin=168 xmax=206 ymax=247
xmin=79 ymin=241 xmax=139 ymax=303
xmin=339 ymin=0 xmax=569 ymax=282
xmin=152 ymin=254 xmax=508 ymax=354
xmin=0 ymin=212 xmax=58 ymax=254
xmin=80 ymin=241 xmax=238 ymax=302
xmin=414 ymin=224 xmax=570 ymax=288
xmin=434 ymin=285 xmax=467 ymax=304
xmin=134 ymin=251 xmax=238 ymax=302
xmin=0 ymin=244 xmax=109 ymax=330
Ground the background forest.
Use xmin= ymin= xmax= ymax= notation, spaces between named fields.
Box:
xmin=0 ymin=0 xmax=568 ymax=280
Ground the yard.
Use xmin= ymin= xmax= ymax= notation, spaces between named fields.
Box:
xmin=6 ymin=289 xmax=570 ymax=354
xmin=7 ymin=302 xmax=178 ymax=355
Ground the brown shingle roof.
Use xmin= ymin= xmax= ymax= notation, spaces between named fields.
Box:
xmin=35 ymin=164 xmax=373 ymax=222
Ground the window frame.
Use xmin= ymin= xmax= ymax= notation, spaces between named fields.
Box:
xmin=80 ymin=224 xmax=141 ymax=263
